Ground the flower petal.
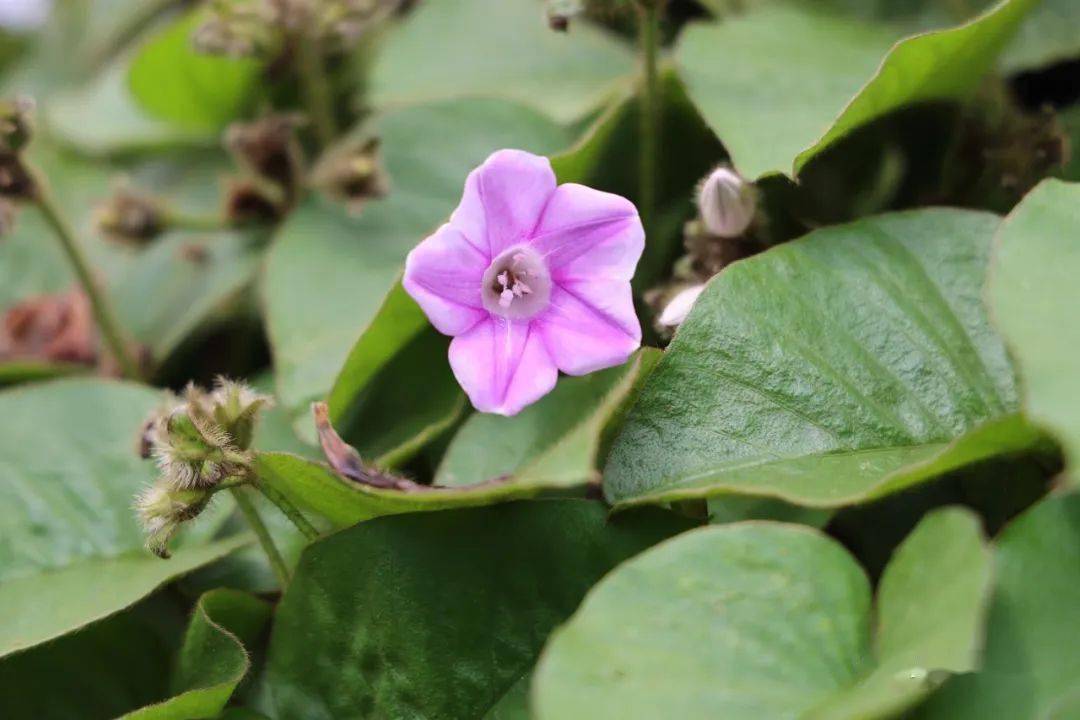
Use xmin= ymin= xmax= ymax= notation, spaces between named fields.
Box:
xmin=538 ymin=284 xmax=641 ymax=375
xmin=448 ymin=317 xmax=557 ymax=416
xmin=529 ymin=183 xmax=644 ymax=281
xmin=403 ymin=223 xmax=488 ymax=336
xmin=450 ymin=149 xmax=557 ymax=258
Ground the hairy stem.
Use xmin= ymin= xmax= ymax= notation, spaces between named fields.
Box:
xmin=256 ymin=481 xmax=320 ymax=541
xmin=636 ymin=0 xmax=663 ymax=227
xmin=33 ymin=185 xmax=140 ymax=379
xmin=231 ymin=486 xmax=291 ymax=586
xmin=296 ymin=32 xmax=336 ymax=147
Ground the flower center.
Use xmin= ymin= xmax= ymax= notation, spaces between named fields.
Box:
xmin=481 ymin=245 xmax=551 ymax=320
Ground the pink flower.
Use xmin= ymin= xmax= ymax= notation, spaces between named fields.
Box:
xmin=403 ymin=149 xmax=644 ymax=416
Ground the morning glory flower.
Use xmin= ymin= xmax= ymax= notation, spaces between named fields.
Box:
xmin=404 ymin=149 xmax=644 ymax=416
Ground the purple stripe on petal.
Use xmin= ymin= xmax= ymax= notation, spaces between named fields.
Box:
xmin=538 ymin=285 xmax=640 ymax=376
xmin=448 ymin=316 xmax=557 ymax=416
xmin=529 ymin=183 xmax=643 ymax=279
xmin=450 ymin=149 xmax=557 ymax=259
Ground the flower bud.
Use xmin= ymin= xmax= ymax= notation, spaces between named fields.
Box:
xmin=545 ymin=0 xmax=583 ymax=30
xmin=224 ymin=175 xmax=288 ymax=225
xmin=148 ymin=403 xmax=241 ymax=490
xmin=309 ymin=136 xmax=388 ymax=211
xmin=657 ymin=283 xmax=706 ymax=329
xmin=225 ymin=114 xmax=305 ymax=203
xmin=95 ymin=186 xmax=165 ymax=247
xmin=208 ymin=376 xmax=273 ymax=451
xmin=135 ymin=483 xmax=212 ymax=558
xmin=0 ymin=151 xmax=35 ymax=202
xmin=696 ymin=165 xmax=756 ymax=238
xmin=0 ymin=97 xmax=34 ymax=154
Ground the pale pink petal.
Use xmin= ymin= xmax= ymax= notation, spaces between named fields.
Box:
xmin=403 ymin=223 xmax=488 ymax=336
xmin=529 ymin=183 xmax=644 ymax=281
xmin=450 ymin=149 xmax=557 ymax=259
xmin=448 ymin=316 xmax=557 ymax=416
xmin=538 ymin=284 xmax=640 ymax=376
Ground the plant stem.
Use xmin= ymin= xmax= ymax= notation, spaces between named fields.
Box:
xmin=33 ymin=185 xmax=140 ymax=379
xmin=636 ymin=0 xmax=663 ymax=228
xmin=231 ymin=486 xmax=291 ymax=587
xmin=296 ymin=32 xmax=336 ymax=147
xmin=256 ymin=481 xmax=320 ymax=541
xmin=164 ymin=209 xmax=233 ymax=233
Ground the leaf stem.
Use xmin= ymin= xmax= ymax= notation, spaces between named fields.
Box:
xmin=635 ymin=0 xmax=663 ymax=227
xmin=296 ymin=32 xmax=336 ymax=147
xmin=33 ymin=183 xmax=141 ymax=379
xmin=256 ymin=480 xmax=320 ymax=542
xmin=230 ymin=485 xmax=291 ymax=587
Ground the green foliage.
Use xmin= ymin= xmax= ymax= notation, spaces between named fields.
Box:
xmin=0 ymin=379 xmax=248 ymax=658
xmin=678 ymin=0 xmax=1037 ymax=178
xmin=128 ymin=10 xmax=262 ymax=132
xmin=990 ymin=180 xmax=1080 ymax=468
xmin=2 ymin=1 xmax=1079 ymax=717
xmin=533 ymin=508 xmax=990 ymax=719
xmin=264 ymin=501 xmax=693 ymax=718
xmin=370 ymin=0 xmax=635 ymax=123
xmin=604 ymin=209 xmax=1048 ymax=509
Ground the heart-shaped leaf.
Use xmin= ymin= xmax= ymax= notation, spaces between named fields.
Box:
xmin=677 ymin=0 xmax=1037 ymax=179
xmin=370 ymin=0 xmax=634 ymax=123
xmin=604 ymin=209 xmax=1045 ymax=510
xmin=989 ymin=179 xmax=1080 ymax=468
xmin=0 ymin=379 xmax=248 ymax=657
xmin=533 ymin=507 xmax=991 ymax=720
xmin=914 ymin=492 xmax=1080 ymax=719
xmin=263 ymin=500 xmax=692 ymax=719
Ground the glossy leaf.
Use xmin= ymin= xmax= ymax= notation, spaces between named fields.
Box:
xmin=915 ymin=492 xmax=1080 ymax=719
xmin=370 ymin=0 xmax=634 ymax=123
xmin=533 ymin=508 xmax=991 ymax=720
xmin=677 ymin=0 xmax=1037 ymax=179
xmin=264 ymin=99 xmax=571 ymax=417
xmin=0 ymin=379 xmax=248 ymax=657
xmin=989 ymin=179 xmax=1080 ymax=467
xmin=128 ymin=10 xmax=262 ymax=131
xmin=264 ymin=500 xmax=692 ymax=719
xmin=605 ymin=209 xmax=1031 ymax=509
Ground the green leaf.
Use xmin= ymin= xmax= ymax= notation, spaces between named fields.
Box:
xmin=370 ymin=0 xmax=634 ymax=123
xmin=436 ymin=351 xmax=659 ymax=488
xmin=45 ymin=61 xmax=215 ymax=156
xmin=805 ymin=0 xmax=1080 ymax=73
xmin=264 ymin=500 xmax=692 ymax=719
xmin=0 ymin=595 xmax=186 ymax=720
xmin=677 ymin=0 xmax=1037 ymax=179
xmin=121 ymin=590 xmax=271 ymax=720
xmin=989 ymin=179 xmax=1080 ymax=468
xmin=128 ymin=9 xmax=262 ymax=132
xmin=914 ymin=492 xmax=1080 ymax=719
xmin=533 ymin=508 xmax=991 ymax=720
xmin=112 ymin=230 xmax=263 ymax=362
xmin=0 ymin=379 xmax=248 ymax=657
xmin=257 ymin=353 xmax=657 ymax=528
xmin=264 ymin=99 xmax=571 ymax=417
xmin=604 ymin=209 xmax=1038 ymax=510
xmin=336 ymin=327 xmax=466 ymax=468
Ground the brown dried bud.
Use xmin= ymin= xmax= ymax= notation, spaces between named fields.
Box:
xmin=0 ymin=151 xmax=36 ymax=201
xmin=0 ymin=289 xmax=97 ymax=366
xmin=95 ymin=186 xmax=166 ymax=246
xmin=225 ymin=114 xmax=305 ymax=204
xmin=0 ymin=97 xmax=34 ymax=154
xmin=310 ymin=136 xmax=389 ymax=211
xmin=224 ymin=176 xmax=288 ymax=225
xmin=312 ymin=402 xmax=420 ymax=490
